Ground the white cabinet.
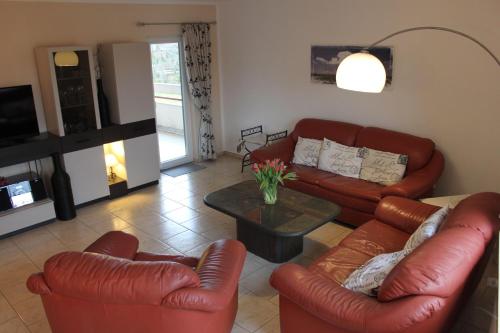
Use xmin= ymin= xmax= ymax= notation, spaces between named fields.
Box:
xmin=99 ymin=43 xmax=156 ymax=124
xmin=0 ymin=199 xmax=56 ymax=237
xmin=63 ymin=147 xmax=110 ymax=205
xmin=35 ymin=46 xmax=101 ymax=136
xmin=123 ymin=134 xmax=160 ymax=189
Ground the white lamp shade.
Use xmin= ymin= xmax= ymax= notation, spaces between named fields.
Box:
xmin=336 ymin=52 xmax=386 ymax=93
xmin=54 ymin=51 xmax=79 ymax=67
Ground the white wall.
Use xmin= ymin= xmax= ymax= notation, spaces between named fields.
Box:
xmin=0 ymin=1 xmax=221 ymax=172
xmin=217 ymin=0 xmax=500 ymax=195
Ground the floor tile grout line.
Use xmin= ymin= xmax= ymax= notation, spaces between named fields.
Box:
xmin=0 ymin=238 xmax=43 ymax=330
xmin=252 ymin=313 xmax=280 ymax=333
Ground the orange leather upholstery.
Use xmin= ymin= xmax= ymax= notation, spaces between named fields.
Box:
xmin=290 ymin=118 xmax=362 ymax=146
xmin=355 ymin=127 xmax=435 ymax=173
xmin=251 ymin=118 xmax=444 ymax=226
xmin=27 ymin=231 xmax=246 ymax=333
xmin=270 ymin=193 xmax=500 ymax=333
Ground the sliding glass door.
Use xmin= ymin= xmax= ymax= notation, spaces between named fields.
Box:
xmin=150 ymin=39 xmax=193 ymax=170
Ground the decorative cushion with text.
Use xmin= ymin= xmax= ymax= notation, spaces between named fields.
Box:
xmin=360 ymin=148 xmax=408 ymax=185
xmin=403 ymin=206 xmax=450 ymax=250
xmin=318 ymin=138 xmax=363 ymax=178
xmin=342 ymin=249 xmax=412 ymax=296
xmin=292 ymin=137 xmax=322 ymax=167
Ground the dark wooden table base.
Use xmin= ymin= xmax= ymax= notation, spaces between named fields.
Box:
xmin=236 ymin=219 xmax=303 ymax=263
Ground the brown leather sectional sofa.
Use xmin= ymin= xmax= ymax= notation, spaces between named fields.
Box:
xmin=270 ymin=192 xmax=500 ymax=333
xmin=251 ymin=118 xmax=445 ymax=226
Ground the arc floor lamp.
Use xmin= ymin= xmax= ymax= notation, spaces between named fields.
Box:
xmin=336 ymin=26 xmax=500 ymax=93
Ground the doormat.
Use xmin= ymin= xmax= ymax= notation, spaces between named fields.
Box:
xmin=161 ymin=163 xmax=206 ymax=177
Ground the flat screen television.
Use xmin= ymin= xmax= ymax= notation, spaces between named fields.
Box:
xmin=0 ymin=85 xmax=40 ymax=142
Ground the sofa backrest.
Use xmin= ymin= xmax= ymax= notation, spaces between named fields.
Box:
xmin=44 ymin=251 xmax=201 ymax=305
xmin=355 ymin=127 xmax=435 ymax=172
xmin=291 ymin=118 xmax=362 ymax=146
xmin=377 ymin=193 xmax=500 ymax=302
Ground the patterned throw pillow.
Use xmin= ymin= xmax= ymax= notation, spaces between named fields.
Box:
xmin=292 ymin=137 xmax=322 ymax=167
xmin=342 ymin=249 xmax=412 ymax=296
xmin=343 ymin=206 xmax=450 ymax=297
xmin=403 ymin=206 xmax=449 ymax=250
xmin=317 ymin=138 xmax=363 ymax=178
xmin=359 ymin=148 xmax=408 ymax=185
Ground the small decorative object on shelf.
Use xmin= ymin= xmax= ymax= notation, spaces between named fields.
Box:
xmin=105 ymin=154 xmax=118 ymax=181
xmin=252 ymin=159 xmax=297 ymax=205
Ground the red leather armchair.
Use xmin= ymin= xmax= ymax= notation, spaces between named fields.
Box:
xmin=251 ymin=118 xmax=445 ymax=226
xmin=27 ymin=231 xmax=246 ymax=333
xmin=270 ymin=193 xmax=500 ymax=333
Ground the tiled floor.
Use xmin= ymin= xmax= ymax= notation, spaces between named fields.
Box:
xmin=0 ymin=155 xmax=352 ymax=333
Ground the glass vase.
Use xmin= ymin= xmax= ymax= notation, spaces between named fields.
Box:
xmin=262 ymin=185 xmax=278 ymax=205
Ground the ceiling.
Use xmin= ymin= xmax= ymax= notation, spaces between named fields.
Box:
xmin=4 ymin=0 xmax=220 ymax=4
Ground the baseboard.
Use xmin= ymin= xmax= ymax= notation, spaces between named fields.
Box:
xmin=221 ymin=151 xmax=243 ymax=159
xmin=75 ymin=196 xmax=110 ymax=209
xmin=127 ymin=180 xmax=159 ymax=193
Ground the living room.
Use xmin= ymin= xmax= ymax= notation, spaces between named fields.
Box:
xmin=0 ymin=0 xmax=499 ymax=332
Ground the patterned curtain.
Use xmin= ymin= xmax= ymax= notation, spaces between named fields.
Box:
xmin=181 ymin=23 xmax=216 ymax=160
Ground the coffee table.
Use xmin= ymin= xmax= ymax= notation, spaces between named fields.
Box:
xmin=204 ymin=180 xmax=341 ymax=263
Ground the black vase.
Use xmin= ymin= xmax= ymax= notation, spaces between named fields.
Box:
xmin=96 ymin=79 xmax=111 ymax=127
xmin=51 ymin=154 xmax=76 ymax=220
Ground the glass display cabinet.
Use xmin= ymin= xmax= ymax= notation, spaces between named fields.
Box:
xmin=36 ymin=46 xmax=101 ymax=136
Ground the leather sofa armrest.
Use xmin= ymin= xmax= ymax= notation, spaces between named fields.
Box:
xmin=374 ymin=196 xmax=440 ymax=234
xmin=270 ymin=264 xmax=370 ymax=332
xmin=270 ymin=264 xmax=446 ymax=333
xmin=26 ymin=272 xmax=51 ymax=295
xmin=381 ymin=150 xmax=444 ymax=199
xmin=250 ymin=137 xmax=295 ymax=165
xmin=84 ymin=231 xmax=139 ymax=260
xmin=162 ymin=239 xmax=246 ymax=312
xmin=134 ymin=252 xmax=199 ymax=268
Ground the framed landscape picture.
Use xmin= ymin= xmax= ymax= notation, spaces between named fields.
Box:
xmin=311 ymin=46 xmax=393 ymax=85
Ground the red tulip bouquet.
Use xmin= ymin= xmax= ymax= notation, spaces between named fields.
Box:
xmin=251 ymin=159 xmax=297 ymax=204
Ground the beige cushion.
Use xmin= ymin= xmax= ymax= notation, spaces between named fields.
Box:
xmin=342 ymin=249 xmax=412 ymax=296
xmin=360 ymin=148 xmax=408 ymax=185
xmin=292 ymin=137 xmax=322 ymax=167
xmin=403 ymin=206 xmax=449 ymax=250
xmin=318 ymin=138 xmax=363 ymax=178
xmin=343 ymin=206 xmax=449 ymax=296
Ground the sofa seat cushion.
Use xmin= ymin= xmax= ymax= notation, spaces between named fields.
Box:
xmin=339 ymin=220 xmax=409 ymax=257
xmin=308 ymin=246 xmax=372 ymax=285
xmin=319 ymin=175 xmax=385 ymax=202
xmin=288 ymin=165 xmax=337 ymax=186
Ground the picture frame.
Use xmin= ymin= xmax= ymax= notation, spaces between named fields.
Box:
xmin=311 ymin=45 xmax=393 ymax=85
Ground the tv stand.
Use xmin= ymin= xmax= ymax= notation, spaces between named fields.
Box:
xmin=0 ymin=132 xmax=61 ymax=167
xmin=0 ymin=132 xmax=75 ymax=238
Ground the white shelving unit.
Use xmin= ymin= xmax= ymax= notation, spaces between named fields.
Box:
xmin=0 ymin=199 xmax=56 ymax=237
xmin=100 ymin=42 xmax=160 ymax=190
xmin=63 ymin=147 xmax=110 ymax=205
xmin=123 ymin=133 xmax=161 ymax=189
xmin=35 ymin=46 xmax=101 ymax=136
xmin=99 ymin=42 xmax=156 ymax=124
